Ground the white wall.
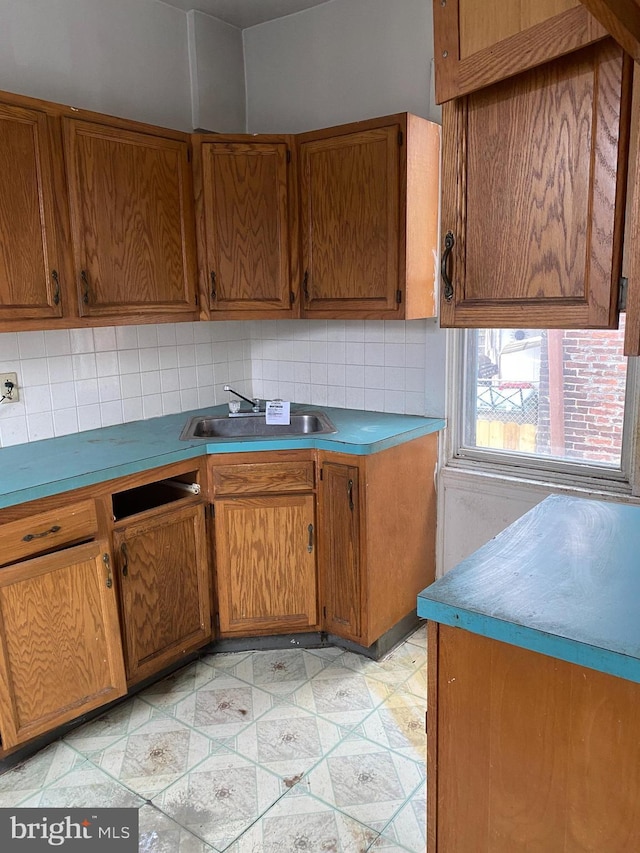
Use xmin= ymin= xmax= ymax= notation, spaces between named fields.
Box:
xmin=187 ymin=10 xmax=246 ymax=132
xmin=244 ymin=0 xmax=439 ymax=133
xmin=242 ymin=0 xmax=445 ymax=418
xmin=0 ymin=0 xmax=192 ymax=130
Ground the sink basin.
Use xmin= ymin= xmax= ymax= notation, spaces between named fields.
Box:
xmin=180 ymin=411 xmax=337 ymax=440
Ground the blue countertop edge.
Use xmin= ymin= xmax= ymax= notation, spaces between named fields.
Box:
xmin=417 ymin=593 xmax=640 ymax=685
xmin=0 ymin=405 xmax=445 ymax=510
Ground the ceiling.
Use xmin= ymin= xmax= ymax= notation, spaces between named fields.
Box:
xmin=160 ymin=0 xmax=334 ymax=29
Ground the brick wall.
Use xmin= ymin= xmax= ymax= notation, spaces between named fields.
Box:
xmin=537 ymin=317 xmax=626 ymax=466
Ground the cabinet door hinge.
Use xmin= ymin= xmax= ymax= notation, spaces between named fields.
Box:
xmin=290 ymin=290 xmax=296 ymax=304
xmin=215 ymin=612 xmax=220 ymax=628
xmin=194 ymin=291 xmax=199 ymax=306
xmin=398 ymin=130 xmax=403 ymax=146
xmin=187 ymin=148 xmax=192 ymax=163
xmin=425 ymin=711 xmax=428 ymax=734
xmin=396 ymin=289 xmax=402 ymax=304
xmin=323 ymin=606 xmax=327 ymax=619
xmin=209 ymin=504 xmax=215 ymax=519
xmin=618 ymin=276 xmax=628 ymax=313
xmin=286 ymin=148 xmax=291 ymax=163
xmin=319 ymin=468 xmax=323 ymax=481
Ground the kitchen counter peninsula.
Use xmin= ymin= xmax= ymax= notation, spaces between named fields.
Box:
xmin=418 ymin=494 xmax=640 ymax=852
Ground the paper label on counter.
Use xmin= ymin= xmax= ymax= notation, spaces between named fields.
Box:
xmin=265 ymin=400 xmax=290 ymax=424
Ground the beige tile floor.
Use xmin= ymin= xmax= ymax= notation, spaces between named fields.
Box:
xmin=0 ymin=623 xmax=428 ymax=852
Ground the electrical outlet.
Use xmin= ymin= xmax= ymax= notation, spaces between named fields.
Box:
xmin=0 ymin=372 xmax=19 ymax=403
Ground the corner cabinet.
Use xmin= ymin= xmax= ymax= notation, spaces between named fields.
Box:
xmin=319 ymin=434 xmax=438 ymax=648
xmin=111 ymin=484 xmax=211 ymax=685
xmin=63 ymin=117 xmax=199 ymax=322
xmin=433 ymin=0 xmax=635 ymax=331
xmin=297 ymin=114 xmax=440 ymax=319
xmin=0 ymin=100 xmax=67 ymax=322
xmin=209 ymin=455 xmax=319 ymax=635
xmin=193 ymin=135 xmax=297 ymax=319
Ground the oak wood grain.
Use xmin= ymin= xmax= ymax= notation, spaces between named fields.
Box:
xmin=0 ymin=102 xmax=65 ymax=321
xmin=440 ymin=40 xmax=631 ymax=328
xmin=434 ymin=1 xmax=607 ymax=104
xmin=63 ymin=118 xmax=198 ymax=319
xmin=0 ymin=540 xmax=126 ymax=749
xmin=578 ymin=0 xmax=640 ymax=61
xmin=113 ymin=503 xmax=210 ymax=684
xmin=0 ymin=499 xmax=97 ymax=567
xmin=214 ymin=494 xmax=318 ymax=635
xmin=200 ymin=140 xmax=293 ymax=316
xmin=211 ymin=460 xmax=315 ymax=497
xmin=319 ymin=461 xmax=361 ymax=642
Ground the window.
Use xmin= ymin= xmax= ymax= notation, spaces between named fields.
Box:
xmin=457 ymin=317 xmax=635 ymax=483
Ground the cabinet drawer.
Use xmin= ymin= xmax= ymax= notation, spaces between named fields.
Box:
xmin=211 ymin=461 xmax=315 ymax=496
xmin=0 ymin=500 xmax=98 ymax=567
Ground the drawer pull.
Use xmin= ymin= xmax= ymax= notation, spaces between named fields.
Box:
xmin=22 ymin=525 xmax=61 ymax=542
xmin=121 ymin=542 xmax=129 ymax=577
xmin=307 ymin=523 xmax=314 ymax=553
xmin=441 ymin=230 xmax=455 ymax=302
xmin=347 ymin=479 xmax=354 ymax=511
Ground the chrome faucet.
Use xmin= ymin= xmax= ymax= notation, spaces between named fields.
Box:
xmin=223 ymin=385 xmax=261 ymax=413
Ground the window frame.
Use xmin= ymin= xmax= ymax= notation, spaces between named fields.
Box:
xmin=444 ymin=328 xmax=640 ymax=498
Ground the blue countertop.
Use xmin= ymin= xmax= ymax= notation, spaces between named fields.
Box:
xmin=418 ymin=494 xmax=640 ymax=683
xmin=0 ymin=405 xmax=445 ymax=509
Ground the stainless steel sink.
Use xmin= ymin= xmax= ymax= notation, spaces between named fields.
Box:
xmin=180 ymin=411 xmax=337 ymax=440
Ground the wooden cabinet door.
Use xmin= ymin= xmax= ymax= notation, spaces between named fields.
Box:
xmin=319 ymin=462 xmax=361 ymax=643
xmin=433 ymin=0 xmax=607 ymax=103
xmin=63 ymin=118 xmax=198 ymax=320
xmin=0 ymin=541 xmax=126 ymax=749
xmin=113 ymin=504 xmax=211 ymax=684
xmin=299 ymin=122 xmax=401 ymax=317
xmin=197 ymin=138 xmax=295 ymax=318
xmin=214 ymin=494 xmax=318 ymax=635
xmin=439 ymin=40 xmax=631 ymax=329
xmin=0 ymin=102 xmax=65 ymax=322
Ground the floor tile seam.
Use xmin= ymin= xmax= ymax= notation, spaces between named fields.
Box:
xmin=301 ymin=787 xmax=399 ymax=841
xmin=2 ymin=752 xmax=98 ymax=808
xmin=307 ymin=661 xmax=422 ymax=694
xmin=311 ymin=726 xmax=427 ymax=774
xmin=192 ymin=666 xmax=317 ymax=702
xmin=211 ymin=782 xmax=302 ymax=852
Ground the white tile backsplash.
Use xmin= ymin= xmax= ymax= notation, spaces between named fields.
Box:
xmin=0 ymin=318 xmax=445 ymax=448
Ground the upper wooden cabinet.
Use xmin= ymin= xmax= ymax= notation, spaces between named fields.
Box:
xmin=193 ymin=136 xmax=297 ymax=319
xmin=0 ymin=101 xmax=66 ymax=322
xmin=433 ymin=0 xmax=607 ymax=103
xmin=439 ymin=39 xmax=632 ymax=329
xmin=297 ymin=114 xmax=440 ymax=319
xmin=63 ymin=117 xmax=198 ymax=321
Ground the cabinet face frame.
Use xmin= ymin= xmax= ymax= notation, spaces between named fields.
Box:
xmin=0 ymin=540 xmax=126 ymax=749
xmin=0 ymin=102 xmax=66 ymax=322
xmin=194 ymin=135 xmax=299 ymax=320
xmin=433 ymin=0 xmax=607 ymax=104
xmin=439 ymin=40 xmax=632 ymax=329
xmin=63 ymin=117 xmax=198 ymax=321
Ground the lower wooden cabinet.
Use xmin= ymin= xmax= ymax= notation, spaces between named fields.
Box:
xmin=210 ymin=455 xmax=318 ymax=635
xmin=319 ymin=434 xmax=438 ymax=648
xmin=0 ymin=540 xmax=126 ymax=749
xmin=113 ymin=503 xmax=211 ymax=684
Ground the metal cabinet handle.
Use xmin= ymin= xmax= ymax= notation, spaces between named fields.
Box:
xmin=22 ymin=525 xmax=61 ymax=543
xmin=80 ymin=270 xmax=90 ymax=304
xmin=307 ymin=523 xmax=314 ymax=553
xmin=103 ymin=553 xmax=113 ymax=589
xmin=210 ymin=271 xmax=217 ymax=300
xmin=52 ymin=270 xmax=61 ymax=305
xmin=303 ymin=270 xmax=310 ymax=301
xmin=121 ymin=542 xmax=129 ymax=577
xmin=441 ymin=231 xmax=455 ymax=302
xmin=347 ymin=479 xmax=354 ymax=512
